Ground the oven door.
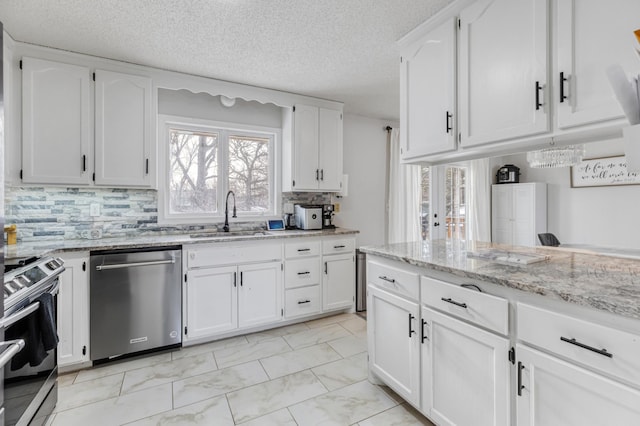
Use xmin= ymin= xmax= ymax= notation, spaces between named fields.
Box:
xmin=1 ymin=281 xmax=59 ymax=426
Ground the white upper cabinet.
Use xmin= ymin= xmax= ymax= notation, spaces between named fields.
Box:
xmin=283 ymin=104 xmax=343 ymax=192
xmin=94 ymin=70 xmax=152 ymax=187
xmin=22 ymin=57 xmax=92 ymax=185
xmin=401 ymin=18 xmax=457 ymax=159
xmin=459 ymin=0 xmax=550 ymax=147
xmin=492 ymin=183 xmax=547 ymax=247
xmin=555 ymin=0 xmax=640 ymax=129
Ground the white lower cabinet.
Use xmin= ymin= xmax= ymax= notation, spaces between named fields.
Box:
xmin=322 ymin=253 xmax=355 ymax=311
xmin=421 ymin=306 xmax=510 ymax=426
xmin=516 ymin=344 xmax=640 ymax=426
xmin=185 ymin=266 xmax=238 ymax=339
xmin=57 ymin=252 xmax=90 ymax=368
xmin=368 ymin=285 xmax=421 ymax=406
xmin=238 ymin=261 xmax=283 ymax=328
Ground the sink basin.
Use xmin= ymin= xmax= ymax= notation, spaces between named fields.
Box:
xmin=189 ymin=230 xmax=270 ymax=239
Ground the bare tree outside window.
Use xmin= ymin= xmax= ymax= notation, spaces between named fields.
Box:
xmin=169 ymin=129 xmax=218 ymax=214
xmin=228 ymin=135 xmax=270 ymax=212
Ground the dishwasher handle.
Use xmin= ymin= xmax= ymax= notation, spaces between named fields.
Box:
xmin=96 ymin=258 xmax=175 ymax=271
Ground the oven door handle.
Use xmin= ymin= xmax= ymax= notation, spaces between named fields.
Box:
xmin=0 ymin=302 xmax=40 ymax=328
xmin=0 ymin=339 xmax=25 ymax=369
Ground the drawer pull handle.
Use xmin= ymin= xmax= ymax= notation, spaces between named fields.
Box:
xmin=334 ymin=245 xmax=346 ymax=249
xmin=297 ymin=271 xmax=311 ymax=276
xmin=441 ymin=297 xmax=468 ymax=309
xmin=421 ymin=319 xmax=428 ymax=343
xmin=408 ymin=313 xmax=416 ymax=338
xmin=560 ymin=337 xmax=613 ymax=358
xmin=517 ymin=362 xmax=525 ymax=396
xmin=298 ymin=300 xmax=311 ymax=305
xmin=461 ymin=283 xmax=483 ymax=293
xmin=379 ymin=276 xmax=395 ymax=284
xmin=297 ymin=248 xmax=311 ymax=252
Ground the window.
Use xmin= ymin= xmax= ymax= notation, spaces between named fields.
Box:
xmin=421 ymin=165 xmax=467 ymax=241
xmin=159 ymin=115 xmax=279 ymax=224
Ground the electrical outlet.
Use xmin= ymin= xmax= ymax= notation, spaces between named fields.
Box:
xmin=334 ymin=202 xmax=340 ymax=213
xmin=90 ymin=203 xmax=100 ymax=217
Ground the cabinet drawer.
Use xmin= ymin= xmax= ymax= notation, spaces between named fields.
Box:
xmin=285 ymin=240 xmax=321 ymax=258
xmin=285 ymin=285 xmax=321 ymax=318
xmin=322 ymin=238 xmax=355 ymax=255
xmin=518 ymin=303 xmax=640 ymax=386
xmin=186 ymin=243 xmax=282 ymax=268
xmin=368 ymin=260 xmax=419 ymax=301
xmin=421 ymin=277 xmax=508 ymax=335
xmin=285 ymin=258 xmax=321 ymax=289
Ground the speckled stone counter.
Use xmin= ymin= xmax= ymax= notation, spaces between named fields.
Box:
xmin=5 ymin=228 xmax=358 ymax=260
xmin=360 ymin=240 xmax=640 ymax=321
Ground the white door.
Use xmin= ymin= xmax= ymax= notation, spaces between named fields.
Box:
xmin=22 ymin=57 xmax=92 ymax=185
xmin=318 ymin=108 xmax=343 ymax=191
xmin=421 ymin=307 xmax=510 ymax=426
xmin=57 ymin=253 xmax=90 ymax=367
xmin=516 ymin=344 xmax=640 ymax=425
xmin=512 ymin=184 xmax=536 ymax=246
xmin=323 ymin=253 xmax=355 ymax=311
xmin=459 ymin=0 xmax=549 ymax=147
xmin=238 ymin=261 xmax=283 ymax=328
xmin=556 ymin=0 xmax=640 ymax=129
xmin=293 ymin=104 xmax=319 ymax=190
xmin=94 ymin=70 xmax=152 ymax=187
xmin=368 ymin=285 xmax=420 ymax=406
xmin=402 ymin=17 xmax=457 ymax=159
xmin=185 ymin=266 xmax=237 ymax=340
xmin=492 ymin=185 xmax=514 ymax=244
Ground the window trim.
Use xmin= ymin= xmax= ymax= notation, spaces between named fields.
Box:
xmin=157 ymin=114 xmax=281 ymax=225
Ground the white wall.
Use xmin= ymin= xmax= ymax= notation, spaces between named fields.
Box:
xmin=334 ymin=114 xmax=393 ymax=248
xmin=492 ymin=139 xmax=640 ymax=249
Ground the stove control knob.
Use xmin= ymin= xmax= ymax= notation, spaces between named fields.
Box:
xmin=5 ymin=283 xmax=17 ymax=295
xmin=45 ymin=261 xmax=56 ymax=270
xmin=11 ymin=278 xmax=26 ymax=290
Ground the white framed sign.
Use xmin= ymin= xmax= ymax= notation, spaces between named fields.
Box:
xmin=570 ymin=155 xmax=640 ymax=188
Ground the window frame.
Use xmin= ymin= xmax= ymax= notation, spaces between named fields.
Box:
xmin=157 ymin=114 xmax=281 ymax=225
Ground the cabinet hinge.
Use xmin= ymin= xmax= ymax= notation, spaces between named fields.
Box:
xmin=82 ymin=261 xmax=86 ymax=271
xmin=82 ymin=345 xmax=86 ymax=356
xmin=293 ymin=106 xmax=296 ymax=112
xmin=508 ymin=347 xmax=515 ymax=365
xmin=184 ymin=326 xmax=188 ymax=335
xmin=19 ymin=60 xmax=22 ymax=70
xmin=19 ymin=169 xmax=23 ymax=180
xmin=92 ymin=72 xmax=96 ymax=81
xmin=184 ymin=273 xmax=187 ymax=283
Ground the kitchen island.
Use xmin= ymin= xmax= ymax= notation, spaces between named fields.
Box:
xmin=362 ymin=239 xmax=640 ymax=426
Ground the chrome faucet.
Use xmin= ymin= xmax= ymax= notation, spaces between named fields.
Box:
xmin=223 ymin=190 xmax=237 ymax=232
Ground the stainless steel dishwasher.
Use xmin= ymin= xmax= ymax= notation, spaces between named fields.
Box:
xmin=90 ymin=246 xmax=182 ymax=362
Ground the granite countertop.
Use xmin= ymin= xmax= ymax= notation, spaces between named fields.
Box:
xmin=5 ymin=228 xmax=359 ymax=260
xmin=360 ymin=240 xmax=640 ymax=321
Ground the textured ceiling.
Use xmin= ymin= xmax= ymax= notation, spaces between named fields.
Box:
xmin=0 ymin=0 xmax=452 ymax=120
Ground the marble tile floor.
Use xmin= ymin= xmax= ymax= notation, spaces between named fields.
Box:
xmin=49 ymin=313 xmax=434 ymax=426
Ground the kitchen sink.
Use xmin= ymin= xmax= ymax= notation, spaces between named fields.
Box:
xmin=189 ymin=230 xmax=271 ymax=239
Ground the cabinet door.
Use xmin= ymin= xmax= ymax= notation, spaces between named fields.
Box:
xmin=516 ymin=344 xmax=640 ymax=425
xmin=292 ymin=104 xmax=319 ymax=190
xmin=421 ymin=307 xmax=510 ymax=426
xmin=556 ymin=0 xmax=640 ymax=129
xmin=491 ymin=185 xmax=514 ymax=245
xmin=368 ymin=285 xmax=420 ymax=406
xmin=401 ymin=18 xmax=457 ymax=159
xmin=459 ymin=0 xmax=549 ymax=147
xmin=57 ymin=253 xmax=90 ymax=367
xmin=185 ymin=266 xmax=237 ymax=340
xmin=318 ymin=108 xmax=343 ymax=191
xmin=323 ymin=253 xmax=355 ymax=311
xmin=238 ymin=261 xmax=283 ymax=328
xmin=22 ymin=57 xmax=91 ymax=185
xmin=95 ymin=70 xmax=152 ymax=187
xmin=512 ymin=184 xmax=536 ymax=246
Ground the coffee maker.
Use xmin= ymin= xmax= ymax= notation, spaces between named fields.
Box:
xmin=322 ymin=204 xmax=335 ymax=229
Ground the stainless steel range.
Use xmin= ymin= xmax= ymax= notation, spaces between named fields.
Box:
xmin=1 ymin=256 xmax=65 ymax=426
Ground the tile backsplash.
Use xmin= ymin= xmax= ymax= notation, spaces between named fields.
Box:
xmin=5 ymin=186 xmax=332 ymax=242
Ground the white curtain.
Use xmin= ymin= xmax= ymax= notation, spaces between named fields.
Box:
xmin=467 ymin=158 xmax=491 ymax=242
xmin=387 ymin=129 xmax=422 ymax=243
